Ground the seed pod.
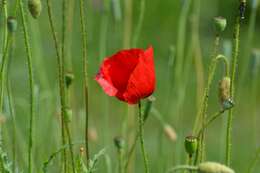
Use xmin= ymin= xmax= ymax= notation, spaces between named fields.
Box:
xmin=164 ymin=124 xmax=177 ymax=142
xmin=184 ymin=135 xmax=198 ymax=157
xmin=213 ymin=17 xmax=227 ymax=33
xmin=65 ymin=72 xmax=74 ymax=88
xmin=7 ymin=16 xmax=17 ymax=33
xmin=28 ymin=0 xmax=42 ymax=19
xmin=113 ymin=136 xmax=125 ymax=150
xmin=198 ymin=162 xmax=234 ymax=173
xmin=219 ymin=77 xmax=231 ymax=103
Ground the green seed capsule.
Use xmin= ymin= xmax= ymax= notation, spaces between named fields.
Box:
xmin=28 ymin=0 xmax=42 ymax=19
xmin=7 ymin=16 xmax=17 ymax=33
xmin=65 ymin=72 xmax=74 ymax=88
xmin=113 ymin=136 xmax=125 ymax=150
xmin=184 ymin=136 xmax=198 ymax=157
xmin=213 ymin=16 xmax=227 ymax=33
xmin=198 ymin=162 xmax=234 ymax=173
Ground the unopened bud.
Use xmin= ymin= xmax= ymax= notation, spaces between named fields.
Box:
xmin=7 ymin=16 xmax=17 ymax=33
xmin=198 ymin=162 xmax=234 ymax=173
xmin=164 ymin=124 xmax=177 ymax=142
xmin=28 ymin=0 xmax=42 ymax=19
xmin=65 ymin=72 xmax=74 ymax=88
xmin=213 ymin=17 xmax=227 ymax=33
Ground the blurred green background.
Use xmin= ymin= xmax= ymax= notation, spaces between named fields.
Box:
xmin=1 ymin=0 xmax=260 ymax=172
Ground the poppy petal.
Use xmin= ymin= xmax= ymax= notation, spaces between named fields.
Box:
xmin=123 ymin=46 xmax=155 ymax=104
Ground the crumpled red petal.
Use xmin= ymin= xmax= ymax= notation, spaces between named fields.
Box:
xmin=95 ymin=46 xmax=155 ymax=104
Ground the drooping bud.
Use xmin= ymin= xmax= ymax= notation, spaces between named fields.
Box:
xmin=218 ymin=77 xmax=234 ymax=110
xmin=198 ymin=162 xmax=234 ymax=173
xmin=65 ymin=72 xmax=74 ymax=88
xmin=213 ymin=17 xmax=227 ymax=33
xmin=163 ymin=124 xmax=177 ymax=142
xmin=219 ymin=77 xmax=230 ymax=103
xmin=28 ymin=0 xmax=42 ymax=19
xmin=7 ymin=16 xmax=17 ymax=33
xmin=184 ymin=135 xmax=198 ymax=157
xmin=113 ymin=136 xmax=125 ymax=150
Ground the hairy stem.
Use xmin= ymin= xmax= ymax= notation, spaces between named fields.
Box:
xmin=19 ymin=0 xmax=35 ymax=172
xmin=138 ymin=102 xmax=149 ymax=173
xmin=79 ymin=0 xmax=90 ymax=165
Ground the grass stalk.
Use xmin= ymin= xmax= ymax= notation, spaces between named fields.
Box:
xmin=138 ymin=102 xmax=149 ymax=173
xmin=18 ymin=0 xmax=35 ymax=172
xmin=79 ymin=0 xmax=90 ymax=165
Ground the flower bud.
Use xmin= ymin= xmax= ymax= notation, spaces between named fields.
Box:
xmin=219 ymin=77 xmax=230 ymax=103
xmin=213 ymin=17 xmax=227 ymax=33
xmin=28 ymin=0 xmax=42 ymax=19
xmin=184 ymin=135 xmax=198 ymax=157
xmin=164 ymin=124 xmax=177 ymax=142
xmin=65 ymin=72 xmax=74 ymax=88
xmin=113 ymin=136 xmax=125 ymax=150
xmin=198 ymin=162 xmax=234 ymax=173
xmin=7 ymin=16 xmax=17 ymax=33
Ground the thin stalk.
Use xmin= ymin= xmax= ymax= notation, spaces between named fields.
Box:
xmin=0 ymin=0 xmax=8 ymax=109
xmin=79 ymin=0 xmax=90 ymax=165
xmin=18 ymin=0 xmax=35 ymax=172
xmin=138 ymin=102 xmax=149 ymax=173
xmin=124 ymin=100 xmax=153 ymax=172
xmin=46 ymin=0 xmax=75 ymax=172
xmin=117 ymin=149 xmax=123 ymax=173
xmin=132 ymin=0 xmax=145 ymax=47
xmin=0 ymin=36 xmax=12 ymax=109
xmin=193 ymin=54 xmax=229 ymax=163
xmin=226 ymin=16 xmax=241 ymax=166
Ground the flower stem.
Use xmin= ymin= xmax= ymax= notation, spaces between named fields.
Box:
xmin=46 ymin=0 xmax=76 ymax=172
xmin=138 ymin=102 xmax=149 ymax=173
xmin=226 ymin=16 xmax=241 ymax=166
xmin=18 ymin=0 xmax=35 ymax=172
xmin=79 ymin=0 xmax=89 ymax=166
xmin=194 ymin=54 xmax=229 ymax=164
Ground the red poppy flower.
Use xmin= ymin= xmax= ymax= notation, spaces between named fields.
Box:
xmin=95 ymin=46 xmax=155 ymax=104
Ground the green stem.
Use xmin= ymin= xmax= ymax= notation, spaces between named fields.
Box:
xmin=194 ymin=54 xmax=229 ymax=163
xmin=118 ymin=149 xmax=123 ymax=173
xmin=46 ymin=0 xmax=76 ymax=172
xmin=79 ymin=0 xmax=89 ymax=166
xmin=132 ymin=0 xmax=145 ymax=47
xmin=138 ymin=102 xmax=149 ymax=173
xmin=19 ymin=0 xmax=35 ymax=172
xmin=226 ymin=16 xmax=241 ymax=166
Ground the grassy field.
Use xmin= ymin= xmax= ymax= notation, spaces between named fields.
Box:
xmin=0 ymin=0 xmax=260 ymax=172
